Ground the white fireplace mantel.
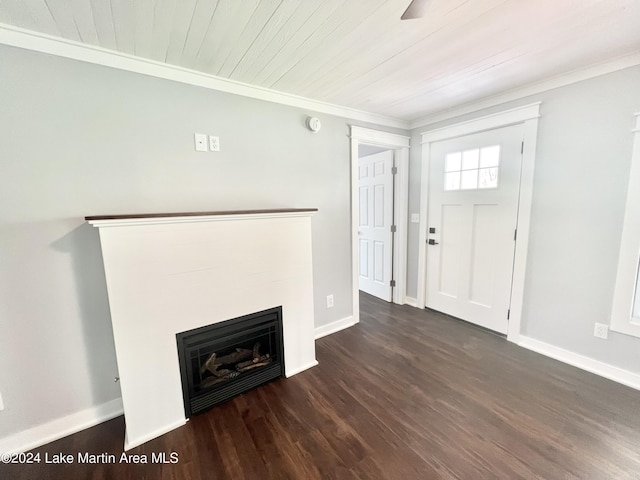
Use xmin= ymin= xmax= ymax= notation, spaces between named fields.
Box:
xmin=87 ymin=209 xmax=318 ymax=450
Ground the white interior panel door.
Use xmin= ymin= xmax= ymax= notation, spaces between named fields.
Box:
xmin=359 ymin=150 xmax=393 ymax=301
xmin=426 ymin=124 xmax=524 ymax=333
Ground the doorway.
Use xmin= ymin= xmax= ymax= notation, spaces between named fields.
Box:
xmin=350 ymin=127 xmax=410 ymax=324
xmin=426 ymin=124 xmax=524 ymax=334
xmin=416 ymin=103 xmax=541 ymax=342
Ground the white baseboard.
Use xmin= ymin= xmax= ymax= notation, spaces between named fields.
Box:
xmin=405 ymin=296 xmax=418 ymax=308
xmin=314 ymin=316 xmax=357 ymax=340
xmin=0 ymin=397 xmax=124 ymax=454
xmin=285 ymin=360 xmax=319 ymax=378
xmin=518 ymin=336 xmax=640 ymax=392
xmin=124 ymin=418 xmax=187 ymax=451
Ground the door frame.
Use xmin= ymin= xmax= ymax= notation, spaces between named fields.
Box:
xmin=350 ymin=126 xmax=411 ymax=324
xmin=416 ymin=103 xmax=541 ymax=343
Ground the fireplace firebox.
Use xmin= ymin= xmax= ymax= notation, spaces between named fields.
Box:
xmin=176 ymin=307 xmax=284 ymax=417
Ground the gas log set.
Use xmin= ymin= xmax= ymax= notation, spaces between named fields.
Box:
xmin=198 ymin=342 xmax=272 ymax=390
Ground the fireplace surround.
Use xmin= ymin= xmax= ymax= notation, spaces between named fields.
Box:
xmin=87 ymin=209 xmax=317 ymax=450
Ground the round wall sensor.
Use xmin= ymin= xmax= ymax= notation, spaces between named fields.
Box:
xmin=306 ymin=116 xmax=321 ymax=133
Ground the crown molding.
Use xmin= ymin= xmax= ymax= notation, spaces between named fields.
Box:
xmin=350 ymin=126 xmax=410 ymax=147
xmin=409 ymin=52 xmax=640 ymax=130
xmin=3 ymin=23 xmax=638 ymax=134
xmin=0 ymin=23 xmax=409 ymax=130
xmin=420 ymin=103 xmax=540 ymax=143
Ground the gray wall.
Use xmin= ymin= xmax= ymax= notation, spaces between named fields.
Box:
xmin=407 ymin=65 xmax=640 ymax=374
xmin=0 ymin=44 xmax=404 ymax=439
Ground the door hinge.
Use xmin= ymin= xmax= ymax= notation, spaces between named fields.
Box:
xmin=521 ymin=141 xmax=524 ymax=154
xmin=391 ymin=166 xmax=398 ymax=175
xmin=390 ymin=280 xmax=396 ymax=287
xmin=507 ymin=309 xmax=510 ymax=320
xmin=391 ymin=225 xmax=397 ymax=233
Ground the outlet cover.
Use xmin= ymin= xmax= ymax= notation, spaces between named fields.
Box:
xmin=326 ymin=294 xmax=334 ymax=308
xmin=594 ymin=323 xmax=609 ymax=339
xmin=194 ymin=133 xmax=208 ymax=152
xmin=209 ymin=136 xmax=220 ymax=152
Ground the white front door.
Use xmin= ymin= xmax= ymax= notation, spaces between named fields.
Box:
xmin=359 ymin=150 xmax=394 ymax=301
xmin=426 ymin=124 xmax=524 ymax=333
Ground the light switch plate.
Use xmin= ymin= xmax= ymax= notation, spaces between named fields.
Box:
xmin=194 ymin=133 xmax=208 ymax=152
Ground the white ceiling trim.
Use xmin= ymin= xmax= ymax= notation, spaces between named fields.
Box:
xmin=409 ymin=52 xmax=640 ymax=130
xmin=3 ymin=21 xmax=639 ymax=134
xmin=0 ymin=23 xmax=410 ymax=130
xmin=420 ymin=103 xmax=540 ymax=143
xmin=350 ymin=126 xmax=410 ymax=148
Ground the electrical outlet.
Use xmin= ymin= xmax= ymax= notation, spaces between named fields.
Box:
xmin=209 ymin=135 xmax=220 ymax=152
xmin=0 ymin=391 xmax=4 ymax=411
xmin=326 ymin=294 xmax=334 ymax=308
xmin=594 ymin=323 xmax=609 ymax=339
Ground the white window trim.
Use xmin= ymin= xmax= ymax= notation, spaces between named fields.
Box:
xmin=610 ymin=112 xmax=640 ymax=337
xmin=417 ymin=103 xmax=541 ymax=344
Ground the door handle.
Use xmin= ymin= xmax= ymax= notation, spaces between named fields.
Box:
xmin=428 ymin=239 xmax=439 ymax=245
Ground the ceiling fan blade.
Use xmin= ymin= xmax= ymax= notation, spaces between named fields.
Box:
xmin=401 ymin=0 xmax=431 ymax=20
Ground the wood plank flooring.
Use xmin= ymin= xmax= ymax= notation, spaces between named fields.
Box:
xmin=3 ymin=292 xmax=640 ymax=479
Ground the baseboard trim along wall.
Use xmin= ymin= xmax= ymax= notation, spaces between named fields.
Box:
xmin=285 ymin=360 xmax=320 ymax=378
xmin=0 ymin=397 xmax=124 ymax=454
xmin=518 ymin=336 xmax=640 ymax=392
xmin=387 ymin=301 xmax=640 ymax=391
xmin=5 ymin=330 xmax=639 ymax=453
xmin=405 ymin=297 xmax=418 ymax=308
xmin=314 ymin=316 xmax=357 ymax=340
xmin=124 ymin=418 xmax=187 ymax=451
xmin=2 ymin=317 xmax=354 ymax=454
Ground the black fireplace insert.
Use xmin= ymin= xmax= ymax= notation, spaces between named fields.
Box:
xmin=176 ymin=306 xmax=284 ymax=417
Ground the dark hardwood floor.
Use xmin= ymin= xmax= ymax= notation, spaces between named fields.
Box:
xmin=3 ymin=292 xmax=640 ymax=479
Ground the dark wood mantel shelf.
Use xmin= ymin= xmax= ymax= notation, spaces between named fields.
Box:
xmin=85 ymin=208 xmax=318 ymax=222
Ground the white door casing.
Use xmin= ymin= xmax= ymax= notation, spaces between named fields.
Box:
xmin=350 ymin=127 xmax=410 ymax=326
xmin=359 ymin=150 xmax=394 ymax=301
xmin=417 ymin=103 xmax=540 ymax=343
xmin=610 ymin=112 xmax=640 ymax=337
xmin=426 ymin=125 xmax=524 ymax=334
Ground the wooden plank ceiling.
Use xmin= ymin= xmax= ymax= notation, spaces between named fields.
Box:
xmin=1 ymin=0 xmax=639 ymax=122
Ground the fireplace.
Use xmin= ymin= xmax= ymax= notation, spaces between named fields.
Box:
xmin=86 ymin=209 xmax=317 ymax=449
xmin=176 ymin=307 xmax=284 ymax=417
